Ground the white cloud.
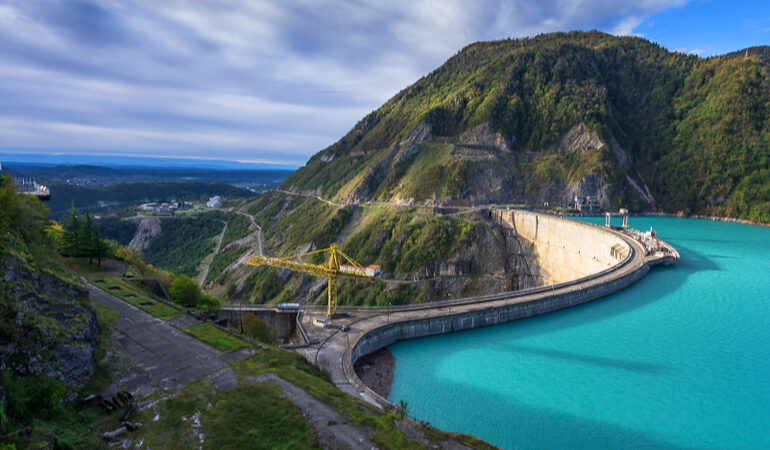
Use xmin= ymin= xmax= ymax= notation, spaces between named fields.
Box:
xmin=0 ymin=0 xmax=690 ymax=165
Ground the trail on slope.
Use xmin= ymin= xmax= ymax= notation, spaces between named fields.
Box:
xmin=233 ymin=209 xmax=262 ymax=256
xmin=199 ymin=219 xmax=227 ymax=288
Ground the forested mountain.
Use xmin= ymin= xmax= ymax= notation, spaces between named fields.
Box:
xmin=284 ymin=31 xmax=770 ymax=223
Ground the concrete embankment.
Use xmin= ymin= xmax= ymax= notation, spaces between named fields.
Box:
xmin=297 ymin=210 xmax=674 ymax=409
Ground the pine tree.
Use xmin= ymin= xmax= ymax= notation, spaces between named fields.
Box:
xmin=91 ymin=224 xmax=110 ymax=268
xmin=82 ymin=211 xmax=96 ymax=264
xmin=63 ymin=203 xmax=80 ymax=257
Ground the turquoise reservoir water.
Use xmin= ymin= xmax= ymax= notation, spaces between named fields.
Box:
xmin=388 ymin=217 xmax=770 ymax=449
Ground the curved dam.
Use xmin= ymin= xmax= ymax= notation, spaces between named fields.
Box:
xmin=296 ymin=209 xmax=676 ymax=408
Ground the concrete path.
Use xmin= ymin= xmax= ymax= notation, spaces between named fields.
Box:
xmin=88 ymin=284 xmax=254 ymax=398
xmin=254 ymin=373 xmax=376 ymax=449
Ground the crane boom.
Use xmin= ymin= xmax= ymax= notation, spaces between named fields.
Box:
xmin=248 ymin=255 xmax=328 ymax=278
xmin=245 ymin=244 xmax=379 ymax=317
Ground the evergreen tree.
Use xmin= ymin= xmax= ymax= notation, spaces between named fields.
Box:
xmin=82 ymin=211 xmax=96 ymax=264
xmin=63 ymin=203 xmax=80 ymax=257
xmin=92 ymin=229 xmax=110 ymax=268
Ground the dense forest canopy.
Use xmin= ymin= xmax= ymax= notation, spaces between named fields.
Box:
xmin=284 ymin=31 xmax=770 ymax=223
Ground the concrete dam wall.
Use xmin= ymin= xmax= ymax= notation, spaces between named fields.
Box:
xmin=492 ymin=210 xmax=630 ymax=284
xmin=301 ymin=210 xmax=666 ymax=409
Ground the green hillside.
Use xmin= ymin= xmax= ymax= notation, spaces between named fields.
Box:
xmin=209 ymin=193 xmax=520 ymax=308
xmin=284 ymin=31 xmax=770 ymax=223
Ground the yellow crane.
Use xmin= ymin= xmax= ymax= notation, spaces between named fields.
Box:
xmin=246 ymin=244 xmax=379 ymax=316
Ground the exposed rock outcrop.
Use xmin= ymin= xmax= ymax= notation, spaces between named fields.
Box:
xmin=0 ymin=254 xmax=99 ymax=389
xmin=556 ymin=123 xmax=603 ymax=153
xmin=348 ymin=124 xmax=433 ymax=204
xmin=454 ymin=122 xmax=512 ymax=152
xmin=129 ymin=218 xmax=161 ymax=249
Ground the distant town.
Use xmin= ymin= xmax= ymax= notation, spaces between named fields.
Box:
xmin=134 ymin=196 xmax=222 ymax=217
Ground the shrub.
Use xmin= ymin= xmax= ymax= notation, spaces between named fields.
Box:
xmin=199 ymin=294 xmax=222 ymax=312
xmin=398 ymin=399 xmax=409 ymax=419
xmin=241 ymin=314 xmax=276 ymax=344
xmin=3 ymin=372 xmax=65 ymax=422
xmin=169 ymin=275 xmax=201 ymax=307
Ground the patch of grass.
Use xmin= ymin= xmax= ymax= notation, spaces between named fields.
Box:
xmin=127 ymin=379 xmax=317 ymax=449
xmin=183 ymin=323 xmax=249 ymax=353
xmin=88 ymin=275 xmax=181 ymax=320
xmin=91 ymin=299 xmax=121 ymax=326
xmin=202 ymin=382 xmax=317 ymax=449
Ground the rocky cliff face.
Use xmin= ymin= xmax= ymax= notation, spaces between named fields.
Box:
xmin=129 ymin=217 xmax=161 ymax=249
xmin=324 ymin=120 xmax=644 ymax=212
xmin=0 ymin=254 xmax=99 ymax=390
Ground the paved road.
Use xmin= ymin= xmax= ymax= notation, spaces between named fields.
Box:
xmin=88 ymin=284 xmax=253 ymax=398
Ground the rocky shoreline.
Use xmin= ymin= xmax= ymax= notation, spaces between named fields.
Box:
xmin=353 ymin=348 xmax=395 ymax=399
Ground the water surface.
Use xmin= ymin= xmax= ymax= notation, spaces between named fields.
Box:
xmin=388 ymin=217 xmax=770 ymax=449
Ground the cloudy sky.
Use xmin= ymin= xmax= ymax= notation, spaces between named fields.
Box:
xmin=1 ymin=0 xmax=769 ymax=167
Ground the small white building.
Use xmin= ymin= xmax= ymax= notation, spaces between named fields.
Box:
xmin=207 ymin=196 xmax=222 ymax=208
xmin=339 ymin=264 xmax=381 ymax=277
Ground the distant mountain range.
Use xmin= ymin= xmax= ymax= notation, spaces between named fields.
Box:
xmin=2 ymin=163 xmax=293 ymax=187
xmin=0 ymin=153 xmax=298 ymax=171
xmin=284 ymin=31 xmax=770 ymax=223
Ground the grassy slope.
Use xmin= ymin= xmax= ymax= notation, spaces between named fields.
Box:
xmin=88 ymin=274 xmax=181 ymax=320
xmin=183 ymin=322 xmax=249 ymax=353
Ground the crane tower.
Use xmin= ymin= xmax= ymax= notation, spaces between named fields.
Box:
xmin=246 ymin=244 xmax=379 ymax=317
